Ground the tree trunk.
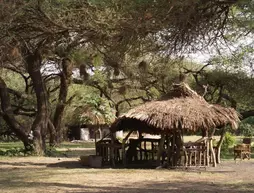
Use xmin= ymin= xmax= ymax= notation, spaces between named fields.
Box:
xmin=0 ymin=77 xmax=32 ymax=150
xmin=52 ymin=58 xmax=72 ymax=145
xmin=216 ymin=128 xmax=226 ymax=164
xmin=25 ymin=49 xmax=49 ymax=155
xmin=48 ymin=119 xmax=56 ymax=146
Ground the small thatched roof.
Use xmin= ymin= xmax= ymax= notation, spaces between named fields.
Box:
xmin=111 ymin=83 xmax=240 ymax=134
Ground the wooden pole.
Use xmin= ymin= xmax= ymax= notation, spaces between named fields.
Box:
xmin=156 ymin=133 xmax=165 ymax=166
xmin=122 ymin=139 xmax=126 ymax=167
xmin=209 ymin=137 xmax=217 ymax=167
xmin=110 ymin=133 xmax=115 ymax=167
xmin=166 ymin=134 xmax=171 ymax=166
xmin=206 ymin=138 xmax=209 ymax=167
xmin=209 ymin=128 xmax=216 ymax=167
xmin=95 ymin=129 xmax=97 ymax=155
xmin=175 ymin=131 xmax=182 ymax=166
xmin=122 ymin=130 xmax=134 ymax=167
xmin=216 ymin=127 xmax=225 ymax=164
xmin=172 ymin=130 xmax=176 ymax=167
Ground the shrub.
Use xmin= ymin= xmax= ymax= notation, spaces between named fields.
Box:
xmin=0 ymin=148 xmax=26 ymax=156
xmin=238 ymin=123 xmax=254 ymax=137
xmin=45 ymin=147 xmax=58 ymax=157
xmin=221 ymin=132 xmax=236 ymax=154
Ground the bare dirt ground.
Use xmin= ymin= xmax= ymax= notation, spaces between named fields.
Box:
xmin=0 ymin=153 xmax=254 ymax=193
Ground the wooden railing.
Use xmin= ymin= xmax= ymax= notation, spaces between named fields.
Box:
xmin=96 ymin=137 xmax=217 ymax=167
xmin=183 ymin=142 xmax=208 ymax=167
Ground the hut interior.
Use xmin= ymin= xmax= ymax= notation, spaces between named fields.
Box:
xmin=96 ymin=83 xmax=240 ymax=168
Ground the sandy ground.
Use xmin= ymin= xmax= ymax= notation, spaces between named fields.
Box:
xmin=0 ymin=155 xmax=254 ymax=193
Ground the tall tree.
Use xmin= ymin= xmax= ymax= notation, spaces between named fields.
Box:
xmin=0 ymin=0 xmax=243 ymax=153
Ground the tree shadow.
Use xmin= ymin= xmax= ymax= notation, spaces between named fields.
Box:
xmin=0 ymin=179 xmax=253 ymax=193
xmin=50 ymin=149 xmax=95 ymax=158
xmin=47 ymin=160 xmax=84 ymax=168
xmin=0 ymin=161 xmax=48 ymax=167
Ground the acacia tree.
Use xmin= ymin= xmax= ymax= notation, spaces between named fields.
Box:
xmin=186 ymin=45 xmax=254 ymax=119
xmin=0 ymin=0 xmax=242 ymax=154
xmin=0 ymin=1 xmax=84 ymax=153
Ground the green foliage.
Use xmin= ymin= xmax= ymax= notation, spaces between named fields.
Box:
xmin=0 ymin=147 xmax=33 ymax=157
xmin=65 ymin=84 xmax=115 ymax=126
xmin=1 ymin=0 xmax=253 ymax=153
xmin=228 ymin=0 xmax=254 ymax=38
xmin=79 ymin=96 xmax=116 ymax=125
xmin=238 ymin=117 xmax=254 ymax=137
xmin=44 ymin=146 xmax=59 ymax=157
xmin=0 ymin=70 xmax=25 ymax=92
xmin=221 ymin=132 xmax=236 ymax=154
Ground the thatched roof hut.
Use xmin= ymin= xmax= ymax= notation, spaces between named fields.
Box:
xmin=111 ymin=83 xmax=240 ymax=134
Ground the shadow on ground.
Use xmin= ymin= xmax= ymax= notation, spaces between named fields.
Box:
xmin=0 ymin=178 xmax=253 ymax=193
xmin=47 ymin=160 xmax=84 ymax=168
xmin=49 ymin=148 xmax=95 ymax=158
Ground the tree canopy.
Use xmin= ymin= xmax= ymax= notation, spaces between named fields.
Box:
xmin=0 ymin=0 xmax=253 ymax=154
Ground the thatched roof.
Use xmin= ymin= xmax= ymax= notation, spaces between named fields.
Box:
xmin=111 ymin=83 xmax=240 ymax=134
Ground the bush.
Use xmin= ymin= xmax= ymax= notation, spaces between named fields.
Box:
xmin=238 ymin=123 xmax=254 ymax=137
xmin=221 ymin=132 xmax=236 ymax=154
xmin=0 ymin=148 xmax=26 ymax=156
xmin=45 ymin=146 xmax=58 ymax=157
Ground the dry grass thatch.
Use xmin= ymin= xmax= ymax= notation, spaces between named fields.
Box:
xmin=111 ymin=83 xmax=240 ymax=133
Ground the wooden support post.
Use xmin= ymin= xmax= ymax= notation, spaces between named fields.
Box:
xmin=152 ymin=142 xmax=154 ymax=160
xmin=209 ymin=137 xmax=217 ymax=167
xmin=110 ymin=133 xmax=115 ymax=167
xmin=167 ymin=134 xmax=171 ymax=166
xmin=209 ymin=127 xmax=216 ymax=167
xmin=184 ymin=151 xmax=188 ymax=167
xmin=122 ymin=130 xmax=134 ymax=167
xmin=175 ymin=131 xmax=181 ymax=166
xmin=194 ymin=151 xmax=197 ymax=166
xmin=216 ymin=128 xmax=225 ymax=164
xmin=199 ymin=149 xmax=202 ymax=166
xmin=157 ymin=133 xmax=165 ymax=166
xmin=189 ymin=151 xmax=192 ymax=166
xmin=122 ymin=140 xmax=126 ymax=167
xmin=172 ymin=130 xmax=176 ymax=167
xmin=206 ymin=138 xmax=209 ymax=167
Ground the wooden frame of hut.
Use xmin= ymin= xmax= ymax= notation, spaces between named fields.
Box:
xmin=96 ymin=83 xmax=240 ymax=168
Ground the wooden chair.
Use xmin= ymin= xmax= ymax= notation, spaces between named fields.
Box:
xmin=234 ymin=144 xmax=251 ymax=160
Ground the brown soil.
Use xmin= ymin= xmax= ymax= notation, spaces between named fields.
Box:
xmin=0 ymin=156 xmax=254 ymax=193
